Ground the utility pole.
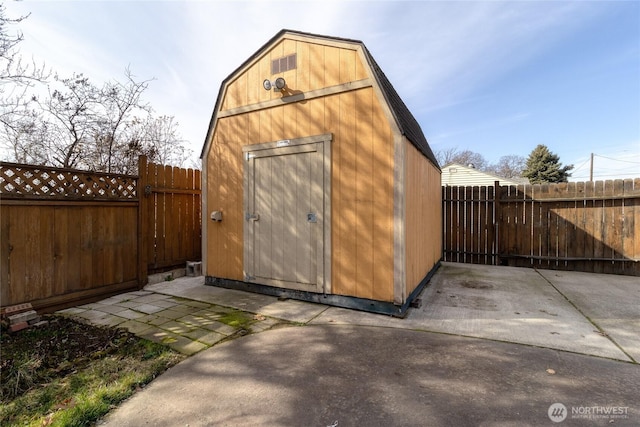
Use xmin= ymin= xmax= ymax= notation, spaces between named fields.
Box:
xmin=589 ymin=152 xmax=594 ymax=181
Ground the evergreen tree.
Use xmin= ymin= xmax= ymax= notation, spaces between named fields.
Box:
xmin=522 ymin=144 xmax=573 ymax=183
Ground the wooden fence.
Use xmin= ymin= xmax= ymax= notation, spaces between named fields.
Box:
xmin=0 ymin=157 xmax=201 ymax=312
xmin=443 ymin=179 xmax=640 ymax=276
xmin=139 ymin=157 xmax=201 ymax=274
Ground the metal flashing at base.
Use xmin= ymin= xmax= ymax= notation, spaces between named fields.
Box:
xmin=205 ymin=262 xmax=440 ymax=318
xmin=404 ymin=262 xmax=440 ymax=313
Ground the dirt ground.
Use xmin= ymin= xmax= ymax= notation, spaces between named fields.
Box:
xmin=1 ymin=316 xmax=136 ymax=401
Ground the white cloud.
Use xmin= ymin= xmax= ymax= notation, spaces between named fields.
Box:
xmin=365 ymin=1 xmax=603 ymax=114
xmin=3 ymin=1 xmax=633 ymax=175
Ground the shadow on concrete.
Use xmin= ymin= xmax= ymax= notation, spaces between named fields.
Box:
xmin=103 ymin=325 xmax=640 ymax=426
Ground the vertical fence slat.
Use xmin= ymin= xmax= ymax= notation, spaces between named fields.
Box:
xmin=555 ymin=183 xmax=568 ymax=270
xmin=137 ymin=155 xmax=148 ymax=288
xmin=624 ymin=179 xmax=638 ymax=274
xmin=583 ymin=181 xmax=596 ymax=268
xmin=451 ymin=185 xmax=458 ymax=263
xmin=175 ymin=166 xmax=186 ymax=264
xmin=147 ymin=161 xmax=159 ymax=270
xmin=194 ymin=168 xmax=202 ymax=260
xmin=592 ymin=181 xmax=606 ymax=273
xmin=9 ymin=207 xmax=26 ymax=302
xmin=39 ymin=207 xmax=55 ymax=296
xmin=573 ymin=182 xmax=587 ymax=272
xmin=611 ymin=180 xmax=626 ymax=270
xmin=157 ymin=166 xmax=169 ymax=268
xmin=633 ymin=179 xmax=640 ymax=271
xmin=185 ymin=168 xmax=195 ymax=260
xmin=1 ymin=204 xmax=10 ymax=303
xmin=462 ymin=186 xmax=471 ymax=264
xmin=24 ymin=206 xmax=39 ymax=301
xmin=445 ymin=185 xmax=452 ymax=262
xmin=53 ymin=207 xmax=67 ymax=297
xmin=93 ymin=206 xmax=106 ymax=288
xmin=515 ymin=184 xmax=528 ymax=268
xmin=448 ymin=186 xmax=455 ymax=262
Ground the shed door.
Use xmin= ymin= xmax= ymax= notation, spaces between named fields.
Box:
xmin=243 ymin=135 xmax=331 ymax=293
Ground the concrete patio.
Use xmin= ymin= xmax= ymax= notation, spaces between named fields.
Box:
xmin=56 ymin=262 xmax=640 ymax=426
xmin=60 ymin=262 xmax=640 ymax=363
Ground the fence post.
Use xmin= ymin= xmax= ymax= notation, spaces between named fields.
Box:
xmin=493 ymin=180 xmax=500 ymax=265
xmin=137 ymin=155 xmax=149 ymax=289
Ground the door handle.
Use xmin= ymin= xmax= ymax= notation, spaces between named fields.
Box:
xmin=245 ymin=212 xmax=260 ymax=221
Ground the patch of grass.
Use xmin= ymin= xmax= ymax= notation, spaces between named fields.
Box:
xmin=1 ymin=316 xmax=185 ymax=427
xmin=216 ymin=309 xmax=255 ymax=329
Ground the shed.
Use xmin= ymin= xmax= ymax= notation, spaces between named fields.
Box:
xmin=200 ymin=30 xmax=442 ymax=316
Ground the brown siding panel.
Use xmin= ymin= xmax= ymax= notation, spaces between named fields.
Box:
xmin=208 ymin=85 xmax=398 ymax=300
xmin=406 ymin=141 xmax=442 ymax=295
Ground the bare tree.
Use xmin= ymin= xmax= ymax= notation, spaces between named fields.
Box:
xmin=0 ymin=4 xmax=48 ymax=129
xmin=92 ymin=68 xmax=152 ymax=172
xmin=32 ymin=74 xmax=100 ymax=168
xmin=0 ymin=6 xmax=191 ymax=173
xmin=436 ymin=147 xmax=488 ymax=170
xmin=104 ymin=114 xmax=191 ymax=175
xmin=486 ymin=155 xmax=526 ymax=179
xmin=133 ymin=115 xmax=191 ymax=166
xmin=435 ymin=146 xmax=461 ymax=166
xmin=3 ymin=68 xmax=191 ymax=174
xmin=0 ymin=4 xmax=43 ymax=85
xmin=11 ymin=69 xmax=153 ymax=171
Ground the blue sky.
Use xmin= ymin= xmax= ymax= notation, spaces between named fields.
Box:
xmin=5 ymin=0 xmax=639 ymax=180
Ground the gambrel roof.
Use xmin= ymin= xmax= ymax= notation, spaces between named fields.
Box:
xmin=201 ymin=29 xmax=439 ymax=169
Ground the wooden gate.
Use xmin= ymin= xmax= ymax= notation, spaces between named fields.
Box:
xmin=138 ymin=157 xmax=201 ymax=274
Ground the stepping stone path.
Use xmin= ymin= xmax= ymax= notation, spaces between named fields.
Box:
xmin=57 ymin=291 xmax=284 ymax=355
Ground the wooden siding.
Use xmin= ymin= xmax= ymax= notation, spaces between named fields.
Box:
xmin=220 ymin=38 xmax=368 ymax=112
xmin=443 ymin=180 xmax=640 ymax=276
xmin=405 ymin=141 xmax=442 ymax=294
xmin=206 ymin=127 xmax=244 ymax=281
xmin=206 ymin=83 xmax=396 ymax=300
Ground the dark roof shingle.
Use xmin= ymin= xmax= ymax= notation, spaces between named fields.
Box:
xmin=361 ymin=45 xmax=439 ymax=168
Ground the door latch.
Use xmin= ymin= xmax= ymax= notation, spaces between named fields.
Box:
xmin=245 ymin=212 xmax=260 ymax=221
xmin=307 ymin=212 xmax=317 ymax=223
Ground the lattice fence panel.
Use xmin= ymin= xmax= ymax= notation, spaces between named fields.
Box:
xmin=0 ymin=162 xmax=137 ymax=200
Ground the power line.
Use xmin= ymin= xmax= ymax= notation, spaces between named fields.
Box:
xmin=594 ymin=154 xmax=640 ymax=164
xmin=581 ymin=152 xmax=640 ymax=181
xmin=571 ymin=157 xmax=591 ymax=173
